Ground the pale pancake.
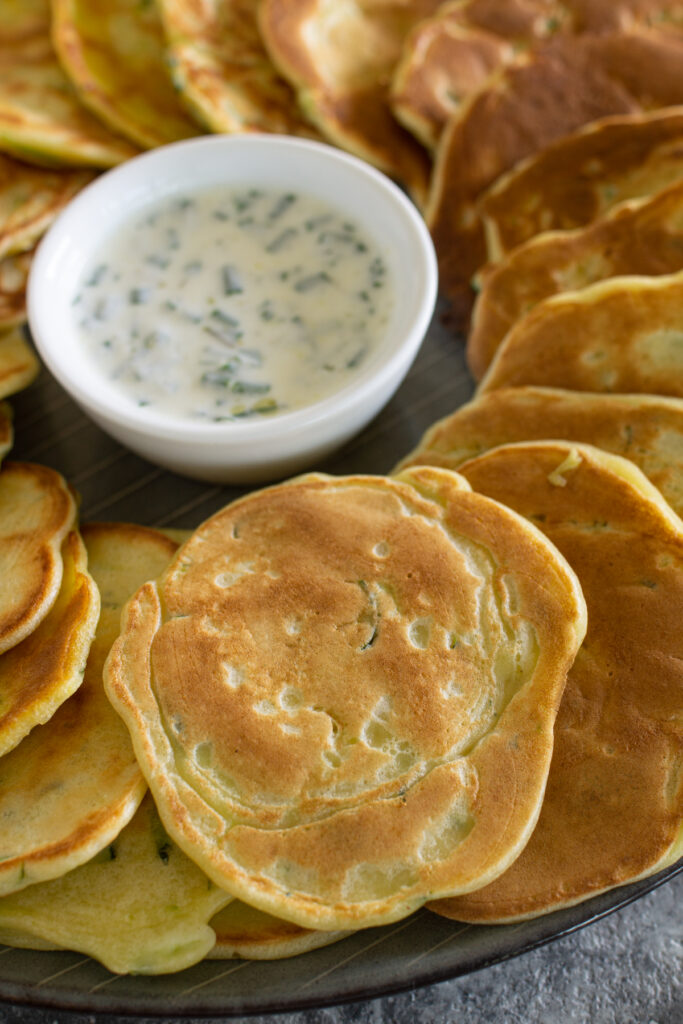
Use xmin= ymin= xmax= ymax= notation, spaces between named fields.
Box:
xmin=468 ymin=179 xmax=683 ymax=380
xmin=105 ymin=469 xmax=586 ymax=930
xmin=392 ymin=3 xmax=683 ymax=152
xmin=0 ymin=263 xmax=33 ymax=333
xmin=426 ymin=34 xmax=641 ymax=317
xmin=432 ymin=441 xmax=683 ymax=921
xmin=0 ymin=523 xmax=180 ymax=897
xmin=0 ymin=0 xmax=138 ymax=168
xmin=258 ymin=0 xmax=437 ymax=202
xmin=0 ymin=527 xmax=99 ymax=757
xmin=0 ymin=793 xmax=233 ymax=974
xmin=0 ymin=460 xmax=77 ymax=656
xmin=0 ymin=153 xmax=92 ymax=259
xmin=156 ymin=0 xmax=319 ymax=138
xmin=51 ymin=0 xmax=200 ymax=150
xmin=481 ymin=108 xmax=683 ymax=261
xmin=397 ymin=387 xmax=683 ymax=521
xmin=391 ymin=0 xmax=567 ymax=151
xmin=209 ymin=901 xmax=351 ymax=960
xmin=478 ymin=271 xmax=683 ymax=397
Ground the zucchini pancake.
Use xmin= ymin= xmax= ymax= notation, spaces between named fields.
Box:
xmin=105 ymin=468 xmax=586 ymax=931
xmin=433 ymin=441 xmax=683 ymax=921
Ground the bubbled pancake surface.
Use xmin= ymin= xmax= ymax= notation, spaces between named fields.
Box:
xmin=0 ymin=793 xmax=233 ymax=975
xmin=0 ymin=529 xmax=99 ymax=757
xmin=0 ymin=461 xmax=77 ymax=656
xmin=209 ymin=901 xmax=352 ymax=960
xmin=478 ymin=271 xmax=683 ymax=397
xmin=0 ymin=523 xmax=181 ymax=897
xmin=105 ymin=469 xmax=586 ymax=930
xmin=0 ymin=0 xmax=138 ymax=167
xmin=432 ymin=441 xmax=683 ymax=921
xmin=156 ymin=0 xmax=320 ymax=138
xmin=51 ymin=0 xmax=200 ymax=150
xmin=257 ymin=0 xmax=437 ymax=201
xmin=480 ymin=109 xmax=683 ymax=260
xmin=396 ymin=387 xmax=683 ymax=520
xmin=0 ymin=153 xmax=92 ymax=260
xmin=468 ymin=179 xmax=683 ymax=380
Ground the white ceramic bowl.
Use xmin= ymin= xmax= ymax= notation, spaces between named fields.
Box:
xmin=28 ymin=135 xmax=437 ymax=483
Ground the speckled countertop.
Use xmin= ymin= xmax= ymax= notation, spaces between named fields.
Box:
xmin=0 ymin=874 xmax=679 ymax=1024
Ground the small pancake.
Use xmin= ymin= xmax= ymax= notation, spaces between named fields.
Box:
xmin=0 ymin=526 xmax=99 ymax=757
xmin=0 ymin=0 xmax=138 ymax=168
xmin=257 ymin=0 xmax=437 ymax=202
xmin=481 ymin=108 xmax=683 ymax=261
xmin=156 ymin=0 xmax=319 ymax=139
xmin=396 ymin=387 xmax=683 ymax=520
xmin=0 ymin=523 xmax=180 ymax=897
xmin=478 ymin=270 xmax=683 ymax=397
xmin=0 ymin=263 xmax=33 ymax=332
xmin=0 ymin=460 xmax=77 ymax=656
xmin=431 ymin=441 xmax=683 ymax=921
xmin=391 ymin=0 xmax=567 ymax=151
xmin=426 ymin=33 xmax=641 ymax=317
xmin=0 ymin=793 xmax=233 ymax=975
xmin=209 ymin=901 xmax=351 ymax=960
xmin=51 ymin=0 xmax=200 ymax=150
xmin=105 ymin=469 xmax=586 ymax=930
xmin=468 ymin=179 xmax=683 ymax=380
xmin=0 ymin=153 xmax=93 ymax=259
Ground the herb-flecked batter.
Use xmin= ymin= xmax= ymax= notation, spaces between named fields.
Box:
xmin=73 ymin=186 xmax=394 ymax=421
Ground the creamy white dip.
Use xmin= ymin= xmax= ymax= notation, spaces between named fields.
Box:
xmin=72 ymin=185 xmax=394 ymax=421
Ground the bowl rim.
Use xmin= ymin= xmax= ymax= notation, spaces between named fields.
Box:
xmin=27 ymin=134 xmax=438 ymax=445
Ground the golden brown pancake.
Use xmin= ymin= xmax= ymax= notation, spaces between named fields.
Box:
xmin=397 ymin=387 xmax=683 ymax=521
xmin=393 ymin=3 xmax=683 ymax=152
xmin=426 ymin=33 xmax=641 ymax=318
xmin=0 ymin=262 xmax=33 ymax=333
xmin=209 ymin=901 xmax=351 ymax=960
xmin=0 ymin=460 xmax=77 ymax=656
xmin=105 ymin=468 xmax=586 ymax=930
xmin=431 ymin=441 xmax=683 ymax=921
xmin=468 ymin=179 xmax=683 ymax=380
xmin=156 ymin=0 xmax=321 ymax=139
xmin=481 ymin=108 xmax=683 ymax=261
xmin=0 ymin=793 xmax=233 ymax=974
xmin=0 ymin=527 xmax=99 ymax=757
xmin=0 ymin=0 xmax=138 ymax=167
xmin=478 ymin=271 xmax=683 ymax=397
xmin=0 ymin=523 xmax=180 ymax=897
xmin=0 ymin=403 xmax=11 ymax=465
xmin=51 ymin=0 xmax=200 ymax=150
xmin=391 ymin=0 xmax=568 ymax=151
xmin=258 ymin=0 xmax=437 ymax=202
xmin=0 ymin=153 xmax=93 ymax=259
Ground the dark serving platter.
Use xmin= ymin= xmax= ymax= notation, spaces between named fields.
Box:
xmin=2 ymin=305 xmax=681 ymax=1017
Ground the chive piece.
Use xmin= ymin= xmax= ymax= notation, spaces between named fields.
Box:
xmin=221 ymin=265 xmax=243 ymax=295
xmin=269 ymin=193 xmax=296 ymax=220
xmin=266 ymin=228 xmax=298 ymax=253
xmin=129 ymin=287 xmax=151 ymax=305
xmin=231 ymin=380 xmax=271 ymax=394
xmin=294 ymin=271 xmax=332 ymax=292
xmin=85 ymin=263 xmax=108 ymax=286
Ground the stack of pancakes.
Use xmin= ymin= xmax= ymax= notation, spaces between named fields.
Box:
xmin=0 ymin=0 xmax=680 ymax=982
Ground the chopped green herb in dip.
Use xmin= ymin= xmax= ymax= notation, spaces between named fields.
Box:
xmin=74 ymin=187 xmax=394 ymax=421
